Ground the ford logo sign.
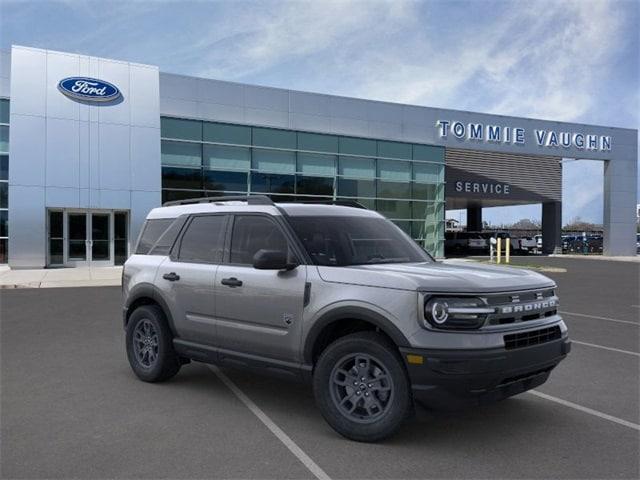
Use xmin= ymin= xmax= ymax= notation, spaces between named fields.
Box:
xmin=58 ymin=77 xmax=121 ymax=102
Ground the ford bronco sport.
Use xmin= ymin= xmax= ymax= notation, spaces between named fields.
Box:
xmin=122 ymin=195 xmax=570 ymax=441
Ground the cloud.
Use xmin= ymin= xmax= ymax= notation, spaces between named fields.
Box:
xmin=1 ymin=0 xmax=636 ymax=223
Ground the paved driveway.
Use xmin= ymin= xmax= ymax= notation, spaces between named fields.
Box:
xmin=1 ymin=257 xmax=638 ymax=479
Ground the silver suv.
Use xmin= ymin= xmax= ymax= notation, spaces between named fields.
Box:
xmin=122 ymin=196 xmax=570 ymax=441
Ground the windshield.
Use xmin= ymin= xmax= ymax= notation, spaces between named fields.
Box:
xmin=287 ymin=216 xmax=432 ymax=266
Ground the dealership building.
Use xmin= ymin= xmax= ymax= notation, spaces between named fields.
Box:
xmin=0 ymin=45 xmax=637 ymax=268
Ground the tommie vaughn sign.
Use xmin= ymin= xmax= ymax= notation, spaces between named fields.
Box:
xmin=436 ymin=120 xmax=612 ymax=152
xmin=58 ymin=77 xmax=121 ymax=102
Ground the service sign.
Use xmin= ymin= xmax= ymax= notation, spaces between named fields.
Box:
xmin=58 ymin=77 xmax=121 ymax=102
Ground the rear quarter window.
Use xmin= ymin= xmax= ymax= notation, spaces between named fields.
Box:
xmin=135 ymin=218 xmax=175 ymax=254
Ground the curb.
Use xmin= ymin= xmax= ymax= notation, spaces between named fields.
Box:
xmin=0 ymin=280 xmax=122 ymax=289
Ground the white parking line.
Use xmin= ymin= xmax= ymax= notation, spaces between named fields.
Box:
xmin=572 ymin=340 xmax=640 ymax=357
xmin=209 ymin=365 xmax=331 ymax=480
xmin=529 ymin=390 xmax=640 ymax=431
xmin=559 ymin=310 xmax=639 ymax=326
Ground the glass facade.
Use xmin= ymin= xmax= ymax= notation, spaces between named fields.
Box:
xmin=0 ymin=99 xmax=8 ymax=263
xmin=160 ymin=117 xmax=445 ymax=256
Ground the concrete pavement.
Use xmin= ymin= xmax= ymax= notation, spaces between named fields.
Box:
xmin=0 ymin=266 xmax=122 ymax=289
xmin=1 ymin=256 xmax=638 ymax=479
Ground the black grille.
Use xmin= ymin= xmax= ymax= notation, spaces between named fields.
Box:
xmin=504 ymin=326 xmax=561 ymax=350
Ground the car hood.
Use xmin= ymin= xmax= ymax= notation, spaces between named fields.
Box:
xmin=316 ymin=260 xmax=555 ymax=293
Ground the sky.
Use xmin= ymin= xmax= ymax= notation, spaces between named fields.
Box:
xmin=1 ymin=0 xmax=638 ymax=226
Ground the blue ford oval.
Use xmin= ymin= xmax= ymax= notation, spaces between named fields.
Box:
xmin=58 ymin=77 xmax=121 ymax=102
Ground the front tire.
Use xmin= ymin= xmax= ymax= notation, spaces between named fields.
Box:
xmin=313 ymin=332 xmax=412 ymax=442
xmin=126 ymin=305 xmax=181 ymax=382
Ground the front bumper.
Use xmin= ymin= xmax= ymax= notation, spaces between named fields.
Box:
xmin=399 ymin=335 xmax=571 ymax=409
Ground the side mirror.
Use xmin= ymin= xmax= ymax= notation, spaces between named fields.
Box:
xmin=252 ymin=249 xmax=297 ymax=270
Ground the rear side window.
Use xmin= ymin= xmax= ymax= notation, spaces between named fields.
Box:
xmin=178 ymin=215 xmax=227 ymax=263
xmin=230 ymin=215 xmax=288 ymax=265
xmin=149 ymin=218 xmax=186 ymax=255
xmin=136 ymin=219 xmax=174 ymax=254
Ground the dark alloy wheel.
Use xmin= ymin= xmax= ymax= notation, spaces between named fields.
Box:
xmin=132 ymin=319 xmax=159 ymax=369
xmin=126 ymin=305 xmax=181 ymax=382
xmin=313 ymin=331 xmax=412 ymax=442
xmin=330 ymin=353 xmax=394 ymax=423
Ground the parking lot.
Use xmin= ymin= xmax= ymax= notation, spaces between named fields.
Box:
xmin=1 ymin=256 xmax=638 ymax=479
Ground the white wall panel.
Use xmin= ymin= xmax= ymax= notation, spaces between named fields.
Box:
xmin=160 ymin=73 xmax=199 ymax=101
xmin=8 ymin=185 xmax=46 ymax=267
xmin=46 ymin=51 xmax=80 ymax=121
xmin=0 ymin=50 xmax=10 ymax=79
xmin=9 ymin=114 xmax=46 ymax=186
xmin=100 ymin=189 xmax=131 ymax=209
xmin=97 ymin=60 xmax=130 ymax=125
xmin=197 ymin=102 xmax=244 ymax=124
xmin=290 ymin=91 xmax=329 ymax=116
xmin=198 ymin=78 xmax=244 ymax=105
xmin=78 ymin=121 xmax=90 ymax=188
xmin=0 ymin=77 xmax=10 ymax=98
xmin=10 ymin=47 xmax=46 ymax=116
xmin=290 ymin=112 xmax=331 ymax=132
xmin=98 ymin=122 xmax=130 ymax=190
xmin=45 ymin=117 xmax=80 ymax=188
xmin=130 ymin=65 xmax=160 ymax=128
xmin=244 ymin=107 xmax=288 ymax=128
xmin=244 ymin=85 xmax=288 ymax=111
xmin=130 ymin=126 xmax=161 ymax=192
xmin=46 ymin=186 xmax=79 ymax=208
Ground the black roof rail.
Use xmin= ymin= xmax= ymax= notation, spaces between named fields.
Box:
xmin=163 ymin=195 xmax=275 ymax=207
xmin=287 ymin=199 xmax=368 ymax=209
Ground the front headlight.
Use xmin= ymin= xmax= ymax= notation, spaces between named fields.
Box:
xmin=423 ymin=296 xmax=495 ymax=330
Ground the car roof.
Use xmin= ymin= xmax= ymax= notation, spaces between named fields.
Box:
xmin=146 ymin=201 xmax=382 ymax=220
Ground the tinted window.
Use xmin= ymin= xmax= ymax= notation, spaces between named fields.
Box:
xmin=288 ymin=216 xmax=430 ymax=266
xmin=203 ymin=170 xmax=247 ymax=191
xmin=296 ymin=176 xmax=334 ymax=196
xmin=250 ymin=172 xmax=295 ymax=194
xmin=136 ymin=219 xmax=174 ymax=254
xmin=0 ymin=155 xmax=7 ymax=181
xmin=149 ymin=217 xmax=185 ymax=256
xmin=230 ymin=216 xmax=288 ymax=265
xmin=178 ymin=215 xmax=226 ymax=263
xmin=162 ymin=167 xmax=202 ymax=190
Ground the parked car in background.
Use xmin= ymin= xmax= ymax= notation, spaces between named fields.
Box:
xmin=563 ymin=235 xmax=603 ymax=254
xmin=444 ymin=231 xmax=487 ymax=255
xmin=518 ymin=236 xmax=538 ymax=254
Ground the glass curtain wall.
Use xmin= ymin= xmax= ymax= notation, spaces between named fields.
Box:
xmin=161 ymin=117 xmax=445 ymax=256
xmin=0 ymin=99 xmax=9 ymax=263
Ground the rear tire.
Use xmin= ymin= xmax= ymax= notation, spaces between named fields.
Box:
xmin=126 ymin=305 xmax=181 ymax=382
xmin=313 ymin=332 xmax=412 ymax=442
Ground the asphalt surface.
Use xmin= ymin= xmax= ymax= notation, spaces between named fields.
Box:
xmin=1 ymin=256 xmax=639 ymax=479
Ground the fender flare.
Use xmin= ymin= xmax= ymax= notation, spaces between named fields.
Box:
xmin=124 ymin=283 xmax=177 ymax=335
xmin=302 ymin=305 xmax=411 ymax=364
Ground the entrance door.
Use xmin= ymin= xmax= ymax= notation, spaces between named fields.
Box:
xmin=66 ymin=212 xmax=88 ymax=266
xmin=47 ymin=210 xmax=129 ymax=267
xmin=90 ymin=213 xmax=111 ymax=267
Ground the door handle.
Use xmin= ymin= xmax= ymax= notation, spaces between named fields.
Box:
xmin=162 ymin=272 xmax=180 ymax=282
xmin=221 ymin=277 xmax=243 ymax=288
